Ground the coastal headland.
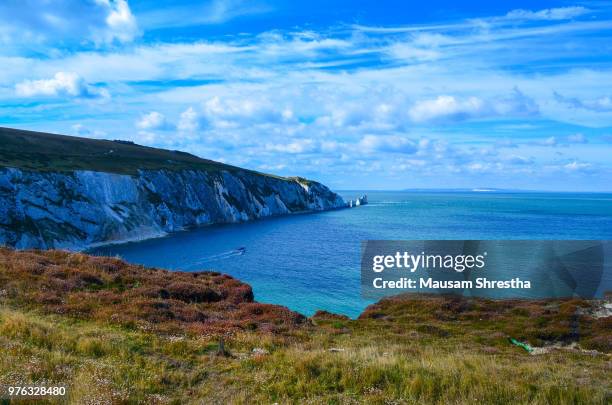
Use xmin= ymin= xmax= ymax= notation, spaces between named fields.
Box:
xmin=0 ymin=127 xmax=347 ymax=250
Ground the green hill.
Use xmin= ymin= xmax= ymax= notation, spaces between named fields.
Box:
xmin=0 ymin=126 xmax=264 ymax=176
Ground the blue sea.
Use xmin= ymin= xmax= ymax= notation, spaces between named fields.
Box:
xmin=90 ymin=191 xmax=612 ymax=318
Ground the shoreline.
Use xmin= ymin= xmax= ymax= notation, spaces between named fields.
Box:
xmin=71 ymin=204 xmax=351 ymax=252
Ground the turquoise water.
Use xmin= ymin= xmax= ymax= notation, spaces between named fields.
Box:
xmin=91 ymin=191 xmax=612 ymax=317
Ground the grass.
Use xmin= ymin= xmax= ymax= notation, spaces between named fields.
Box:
xmin=0 ymin=126 xmax=284 ymax=179
xmin=0 ymin=248 xmax=610 ymax=404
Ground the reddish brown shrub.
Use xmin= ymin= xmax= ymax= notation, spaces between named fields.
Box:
xmin=165 ymin=282 xmax=222 ymax=303
xmin=0 ymin=248 xmax=305 ymax=336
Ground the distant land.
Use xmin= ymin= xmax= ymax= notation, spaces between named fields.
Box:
xmin=400 ymin=188 xmax=612 ymax=193
xmin=402 ymin=188 xmax=565 ymax=193
xmin=336 ymin=188 xmax=612 ymax=193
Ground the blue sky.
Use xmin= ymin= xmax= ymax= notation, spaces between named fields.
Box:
xmin=1 ymin=1 xmax=612 ymax=191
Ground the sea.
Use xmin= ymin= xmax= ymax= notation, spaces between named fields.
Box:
xmin=90 ymin=191 xmax=612 ymax=318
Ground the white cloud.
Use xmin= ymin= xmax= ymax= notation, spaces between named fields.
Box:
xmin=555 ymin=92 xmax=612 ymax=112
xmin=466 ymin=162 xmax=490 ymax=172
xmin=206 ymin=0 xmax=254 ymax=23
xmin=587 ymin=97 xmax=612 ymax=112
xmin=564 ymin=161 xmax=592 ymax=171
xmin=258 ymin=163 xmax=286 ymax=171
xmin=409 ymin=95 xmax=484 ymax=123
xmin=496 ymin=139 xmax=519 ymax=148
xmin=203 ymin=96 xmax=295 ymax=126
xmin=255 ymin=30 xmax=353 ymax=55
xmin=408 ymin=90 xmax=538 ymax=123
xmin=0 ymin=0 xmax=139 ymax=47
xmin=140 ymin=0 xmax=271 ymax=29
xmin=136 ymin=130 xmax=158 ymax=144
xmin=534 ymin=134 xmax=589 ymax=147
xmin=567 ymin=133 xmax=588 ymax=144
xmin=358 ymin=135 xmax=417 ymax=154
xmin=177 ymin=107 xmax=202 ymax=132
xmin=505 ymin=7 xmax=590 ymax=21
xmin=15 ymin=72 xmax=108 ymax=99
xmin=94 ymin=0 xmax=139 ymax=43
xmin=393 ymin=159 xmax=427 ymax=171
xmin=136 ymin=111 xmax=171 ymax=130
xmin=386 ymin=44 xmax=441 ymax=62
xmin=71 ymin=124 xmax=107 ymax=138
xmin=505 ymin=155 xmax=533 ymax=165
xmin=266 ymin=139 xmax=317 ymax=154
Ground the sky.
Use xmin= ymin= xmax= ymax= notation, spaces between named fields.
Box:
xmin=1 ymin=1 xmax=612 ymax=191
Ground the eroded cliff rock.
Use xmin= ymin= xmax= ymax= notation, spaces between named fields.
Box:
xmin=0 ymin=167 xmax=345 ymax=249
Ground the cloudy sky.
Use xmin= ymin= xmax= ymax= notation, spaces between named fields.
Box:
xmin=1 ymin=0 xmax=612 ymax=191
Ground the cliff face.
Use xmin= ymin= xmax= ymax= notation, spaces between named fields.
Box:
xmin=0 ymin=167 xmax=345 ymax=249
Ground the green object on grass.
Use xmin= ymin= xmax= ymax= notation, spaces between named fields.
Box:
xmin=509 ymin=338 xmax=534 ymax=353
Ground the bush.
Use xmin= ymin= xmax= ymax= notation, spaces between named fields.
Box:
xmin=166 ymin=282 xmax=222 ymax=303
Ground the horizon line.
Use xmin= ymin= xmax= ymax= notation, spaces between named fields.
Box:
xmin=334 ymin=188 xmax=612 ymax=193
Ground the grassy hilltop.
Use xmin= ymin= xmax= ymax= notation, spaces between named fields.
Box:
xmin=0 ymin=127 xmax=270 ymax=176
xmin=0 ymin=248 xmax=610 ymax=404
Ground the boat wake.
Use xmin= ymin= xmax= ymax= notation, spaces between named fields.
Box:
xmin=189 ymin=247 xmax=246 ymax=267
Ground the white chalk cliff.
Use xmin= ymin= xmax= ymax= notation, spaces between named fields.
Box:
xmin=0 ymin=167 xmax=345 ymax=249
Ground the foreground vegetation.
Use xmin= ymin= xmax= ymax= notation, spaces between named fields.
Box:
xmin=0 ymin=248 xmax=610 ymax=404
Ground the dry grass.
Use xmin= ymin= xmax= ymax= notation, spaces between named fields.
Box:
xmin=360 ymin=293 xmax=612 ymax=352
